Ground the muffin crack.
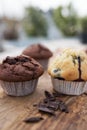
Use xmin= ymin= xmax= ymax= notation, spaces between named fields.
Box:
xmin=72 ymin=55 xmax=83 ymax=81
xmin=78 ymin=56 xmax=81 ymax=80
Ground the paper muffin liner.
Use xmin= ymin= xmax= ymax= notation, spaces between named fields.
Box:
xmin=0 ymin=79 xmax=38 ymax=96
xmin=37 ymin=59 xmax=48 ymax=70
xmin=51 ymin=78 xmax=87 ymax=95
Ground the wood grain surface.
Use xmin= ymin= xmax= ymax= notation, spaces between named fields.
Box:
xmin=0 ymin=72 xmax=87 ymax=130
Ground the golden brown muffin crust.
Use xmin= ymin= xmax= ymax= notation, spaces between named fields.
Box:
xmin=48 ymin=48 xmax=87 ymax=81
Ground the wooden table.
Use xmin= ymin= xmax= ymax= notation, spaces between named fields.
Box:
xmin=0 ymin=72 xmax=87 ymax=130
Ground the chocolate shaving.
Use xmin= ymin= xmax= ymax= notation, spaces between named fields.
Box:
xmin=43 ymin=98 xmax=49 ymax=103
xmin=59 ymin=102 xmax=69 ymax=113
xmin=24 ymin=117 xmax=44 ymax=123
xmin=38 ymin=103 xmax=55 ymax=115
xmin=3 ymin=56 xmax=30 ymax=65
xmin=43 ymin=97 xmax=56 ymax=103
xmin=44 ymin=91 xmax=56 ymax=102
xmin=38 ymin=102 xmax=58 ymax=111
xmin=26 ymin=90 xmax=69 ymax=124
xmin=33 ymin=91 xmax=69 ymax=114
xmin=52 ymin=92 xmax=65 ymax=97
xmin=47 ymin=102 xmax=59 ymax=111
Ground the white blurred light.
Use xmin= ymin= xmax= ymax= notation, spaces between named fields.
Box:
xmin=0 ymin=0 xmax=87 ymax=18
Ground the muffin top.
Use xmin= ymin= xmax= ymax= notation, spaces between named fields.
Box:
xmin=0 ymin=55 xmax=44 ymax=82
xmin=22 ymin=44 xmax=53 ymax=59
xmin=48 ymin=48 xmax=87 ymax=81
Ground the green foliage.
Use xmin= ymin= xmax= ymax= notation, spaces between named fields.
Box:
xmin=23 ymin=7 xmax=48 ymax=37
xmin=53 ymin=3 xmax=78 ymax=36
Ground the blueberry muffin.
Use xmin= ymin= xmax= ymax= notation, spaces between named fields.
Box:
xmin=0 ymin=55 xmax=44 ymax=96
xmin=48 ymin=48 xmax=87 ymax=95
xmin=22 ymin=44 xmax=53 ymax=70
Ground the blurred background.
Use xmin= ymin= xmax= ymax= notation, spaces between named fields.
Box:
xmin=0 ymin=0 xmax=87 ymax=60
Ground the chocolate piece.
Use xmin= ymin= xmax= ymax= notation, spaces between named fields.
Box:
xmin=44 ymin=91 xmax=55 ymax=101
xmin=43 ymin=98 xmax=55 ymax=103
xmin=43 ymin=98 xmax=49 ymax=103
xmin=3 ymin=56 xmax=17 ymax=65
xmin=38 ymin=103 xmax=55 ymax=115
xmin=47 ymin=102 xmax=59 ymax=111
xmin=24 ymin=117 xmax=44 ymax=123
xmin=30 ymin=90 xmax=69 ymax=123
xmin=59 ymin=102 xmax=69 ymax=113
xmin=52 ymin=92 xmax=65 ymax=97
xmin=50 ymin=100 xmax=62 ymax=105
xmin=45 ymin=91 xmax=53 ymax=98
xmin=39 ymin=102 xmax=58 ymax=111
xmin=3 ymin=56 xmax=30 ymax=65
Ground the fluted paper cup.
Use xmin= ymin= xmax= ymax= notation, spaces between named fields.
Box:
xmin=51 ymin=78 xmax=87 ymax=95
xmin=0 ymin=79 xmax=38 ymax=96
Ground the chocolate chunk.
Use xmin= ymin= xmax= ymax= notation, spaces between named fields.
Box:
xmin=47 ymin=102 xmax=59 ymax=111
xmin=44 ymin=91 xmax=55 ymax=101
xmin=38 ymin=103 xmax=55 ymax=115
xmin=43 ymin=98 xmax=49 ymax=103
xmin=3 ymin=56 xmax=30 ymax=65
xmin=43 ymin=98 xmax=56 ymax=104
xmin=43 ymin=97 xmax=56 ymax=103
xmin=16 ymin=57 xmax=30 ymax=63
xmin=39 ymin=102 xmax=58 ymax=111
xmin=24 ymin=117 xmax=44 ymax=123
xmin=3 ymin=56 xmax=17 ymax=65
xmin=23 ymin=90 xmax=69 ymax=125
xmin=54 ymin=100 xmax=63 ymax=105
xmin=52 ymin=92 xmax=65 ymax=97
xmin=59 ymin=102 xmax=69 ymax=113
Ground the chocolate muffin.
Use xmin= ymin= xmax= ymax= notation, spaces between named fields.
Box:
xmin=0 ymin=55 xmax=44 ymax=96
xmin=48 ymin=48 xmax=87 ymax=95
xmin=22 ymin=44 xmax=53 ymax=70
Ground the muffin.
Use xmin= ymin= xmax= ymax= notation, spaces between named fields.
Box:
xmin=48 ymin=48 xmax=87 ymax=95
xmin=0 ymin=55 xmax=44 ymax=96
xmin=22 ymin=44 xmax=53 ymax=70
xmin=48 ymin=48 xmax=63 ymax=65
xmin=83 ymin=48 xmax=87 ymax=54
